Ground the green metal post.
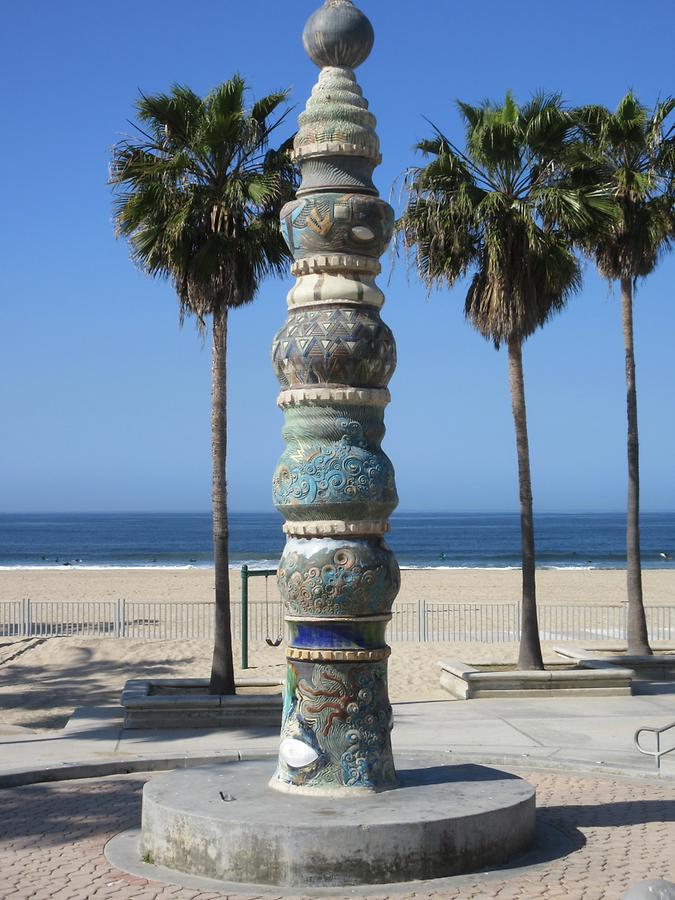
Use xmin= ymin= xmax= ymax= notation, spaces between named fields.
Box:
xmin=241 ymin=565 xmax=249 ymax=670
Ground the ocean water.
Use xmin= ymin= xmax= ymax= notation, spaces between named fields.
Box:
xmin=0 ymin=512 xmax=674 ymax=571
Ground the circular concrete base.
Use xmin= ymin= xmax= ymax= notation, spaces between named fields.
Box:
xmin=140 ymin=757 xmax=536 ymax=887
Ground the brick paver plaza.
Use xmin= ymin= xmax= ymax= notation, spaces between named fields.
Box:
xmin=0 ymin=768 xmax=673 ymax=900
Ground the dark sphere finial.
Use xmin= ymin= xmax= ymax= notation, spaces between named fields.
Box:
xmin=302 ymin=0 xmax=374 ymax=69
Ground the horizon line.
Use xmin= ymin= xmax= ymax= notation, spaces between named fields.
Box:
xmin=3 ymin=509 xmax=675 ymax=517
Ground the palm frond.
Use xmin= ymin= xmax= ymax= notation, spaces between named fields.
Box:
xmin=399 ymin=92 xmax=597 ymax=347
xmin=571 ymin=92 xmax=674 ymax=280
xmin=111 ymin=78 xmax=297 ymax=324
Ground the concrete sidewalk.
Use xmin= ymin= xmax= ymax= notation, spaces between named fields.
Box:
xmin=1 ymin=683 xmax=675 ymax=785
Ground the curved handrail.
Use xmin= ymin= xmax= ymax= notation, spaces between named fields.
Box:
xmin=634 ymin=720 xmax=675 ymax=771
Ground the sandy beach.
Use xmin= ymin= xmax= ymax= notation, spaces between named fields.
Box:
xmin=1 ymin=568 xmax=674 ymax=731
xmin=2 ymin=566 xmax=675 ymax=605
xmin=0 ymin=635 xmax=582 ymax=732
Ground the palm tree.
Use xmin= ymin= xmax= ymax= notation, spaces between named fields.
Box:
xmin=399 ymin=93 xmax=613 ymax=670
xmin=111 ymin=79 xmax=295 ymax=694
xmin=574 ymin=94 xmax=674 ymax=657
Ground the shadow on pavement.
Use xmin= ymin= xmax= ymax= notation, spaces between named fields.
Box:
xmin=0 ymin=777 xmax=146 ymax=845
xmin=0 ymin=648 xmax=198 ymax=729
xmin=547 ymin=798 xmax=675 ymax=828
xmin=396 ymin=763 xmax=523 ymax=789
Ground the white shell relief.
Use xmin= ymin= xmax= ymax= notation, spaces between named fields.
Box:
xmin=279 ymin=738 xmax=319 ymax=768
xmin=351 ymin=226 xmax=375 ymax=241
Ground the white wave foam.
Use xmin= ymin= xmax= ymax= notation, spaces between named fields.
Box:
xmin=400 ymin=565 xmax=523 ymax=571
xmin=234 ymin=560 xmax=280 ymax=572
xmin=0 ymin=564 xmax=210 ymax=572
xmin=0 ymin=562 xmax=638 ymax=573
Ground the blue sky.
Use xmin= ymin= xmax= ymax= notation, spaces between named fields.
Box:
xmin=1 ymin=0 xmax=673 ymax=514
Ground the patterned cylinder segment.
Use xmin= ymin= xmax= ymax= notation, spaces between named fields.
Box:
xmin=272 ymin=306 xmax=396 ymax=389
xmin=286 ymin=616 xmax=389 ymax=651
xmin=278 ymin=537 xmax=400 ymax=617
xmin=286 ymin=272 xmax=385 ymax=310
xmin=273 ymin=659 xmax=396 ymax=792
xmin=297 ymin=156 xmax=377 ymax=195
xmin=273 ymin=406 xmax=397 ymax=522
xmin=281 ymin=193 xmax=393 ymax=262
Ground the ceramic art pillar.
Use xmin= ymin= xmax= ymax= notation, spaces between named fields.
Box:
xmin=270 ymin=0 xmax=400 ymax=794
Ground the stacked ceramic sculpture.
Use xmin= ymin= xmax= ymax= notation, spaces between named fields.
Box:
xmin=271 ymin=0 xmax=400 ymax=793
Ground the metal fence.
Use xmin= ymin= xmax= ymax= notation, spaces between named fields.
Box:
xmin=2 ymin=597 xmax=675 ymax=643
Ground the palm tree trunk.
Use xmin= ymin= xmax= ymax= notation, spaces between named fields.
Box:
xmin=508 ymin=339 xmax=544 ymax=671
xmin=621 ymin=277 xmax=651 ymax=656
xmin=209 ymin=304 xmax=236 ymax=694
